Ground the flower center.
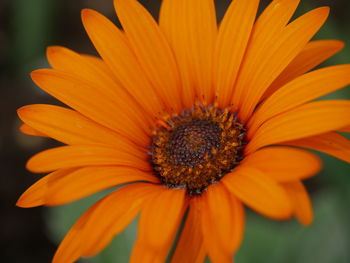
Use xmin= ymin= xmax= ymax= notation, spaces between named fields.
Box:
xmin=150 ymin=104 xmax=246 ymax=195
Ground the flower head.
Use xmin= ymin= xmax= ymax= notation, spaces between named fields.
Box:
xmin=17 ymin=0 xmax=350 ymax=262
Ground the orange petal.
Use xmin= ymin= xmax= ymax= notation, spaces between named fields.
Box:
xmin=18 ymin=104 xmax=144 ymax=151
xmin=282 ymin=132 xmax=350 ymax=163
xmin=46 ymin=46 xmax=153 ymax=128
xmin=81 ymin=9 xmax=164 ymax=117
xmin=264 ymin=40 xmax=345 ymax=98
xmin=45 ymin=166 xmax=159 ymax=206
xmin=19 ymin=123 xmax=48 ymax=137
xmin=246 ymin=100 xmax=350 ymax=154
xmin=52 ymin=201 xmax=98 ymax=263
xmin=80 ymin=183 xmax=158 ymax=257
xmin=222 ymin=167 xmax=293 ymax=220
xmin=213 ymin=0 xmax=259 ymax=107
xmin=31 ymin=69 xmax=150 ymax=147
xmin=171 ymin=203 xmax=206 ymax=263
xmin=160 ymin=0 xmax=217 ymax=105
xmin=231 ymin=0 xmax=300 ymax=113
xmin=282 ymin=181 xmax=313 ymax=225
xmin=26 ymin=145 xmax=150 ymax=173
xmin=138 ymin=188 xmax=187 ymax=248
xmin=339 ymin=125 xmax=350 ymax=133
xmin=114 ymin=0 xmax=182 ymax=112
xmin=249 ymin=64 xmax=350 ymax=134
xmin=233 ymin=5 xmax=329 ymax=122
xmin=16 ymin=168 xmax=77 ymax=208
xmin=242 ymin=147 xmax=322 ymax=182
xmin=191 ymin=197 xmax=231 ymax=263
xmin=130 ymin=239 xmax=171 ymax=263
xmin=200 ymin=183 xmax=244 ymax=263
xmin=130 ymin=187 xmax=187 ymax=263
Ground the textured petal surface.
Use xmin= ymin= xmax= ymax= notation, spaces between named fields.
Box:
xmin=18 ymin=104 xmax=142 ymax=150
xmin=233 ymin=5 xmax=329 ymax=122
xmin=283 ymin=132 xmax=350 ymax=163
xmin=137 ymin=188 xmax=186 ymax=248
xmin=52 ymin=202 xmax=98 ymax=263
xmin=249 ymin=64 xmax=350 ymax=134
xmin=131 ymin=187 xmax=187 ymax=263
xmin=242 ymin=147 xmax=322 ymax=181
xmin=16 ymin=169 xmax=76 ymax=208
xmin=200 ymin=183 xmax=244 ymax=263
xmin=231 ymin=0 xmax=300 ymax=112
xmin=171 ymin=203 xmax=206 ymax=263
xmin=27 ymin=145 xmax=150 ymax=173
xmin=31 ymin=69 xmax=150 ymax=146
xmin=17 ymin=167 xmax=157 ymax=207
xmin=223 ymin=167 xmax=292 ymax=220
xmin=282 ymin=181 xmax=313 ymax=225
xmin=264 ymin=40 xmax=345 ymax=97
xmin=80 ymin=183 xmax=157 ymax=257
xmin=51 ymin=167 xmax=157 ymax=205
xmin=46 ymin=46 xmax=153 ymax=127
xmin=81 ymin=9 xmax=164 ymax=117
xmin=213 ymin=0 xmax=259 ymax=107
xmin=115 ymin=0 xmax=182 ymax=112
xmin=247 ymin=100 xmax=350 ymax=154
xmin=160 ymin=0 xmax=217 ymax=106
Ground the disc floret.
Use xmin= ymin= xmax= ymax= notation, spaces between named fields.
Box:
xmin=150 ymin=104 xmax=246 ymax=194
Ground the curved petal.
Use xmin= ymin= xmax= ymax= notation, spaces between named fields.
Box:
xmin=52 ymin=201 xmax=98 ymax=263
xmin=31 ymin=69 xmax=150 ymax=147
xmin=81 ymin=9 xmax=164 ymax=117
xmin=249 ymin=64 xmax=350 ymax=134
xmin=16 ymin=168 xmax=77 ymax=208
xmin=130 ymin=239 xmax=171 ymax=263
xmin=282 ymin=181 xmax=313 ymax=225
xmin=26 ymin=145 xmax=150 ymax=173
xmin=46 ymin=167 xmax=158 ymax=206
xmin=17 ymin=167 xmax=158 ymax=207
xmin=19 ymin=123 xmax=48 ymax=137
xmin=282 ymin=132 xmax=350 ymax=163
xmin=200 ymin=183 xmax=244 ymax=263
xmin=222 ymin=167 xmax=293 ymax=220
xmin=242 ymin=147 xmax=322 ymax=182
xmin=46 ymin=46 xmax=153 ymax=127
xmin=18 ymin=104 xmax=143 ymax=150
xmin=114 ymin=0 xmax=182 ymax=112
xmin=171 ymin=203 xmax=206 ymax=263
xmin=264 ymin=40 xmax=345 ymax=98
xmin=246 ymin=100 xmax=350 ymax=154
xmin=233 ymin=5 xmax=329 ymax=122
xmin=213 ymin=0 xmax=259 ymax=107
xmin=137 ymin=188 xmax=186 ymax=248
xmin=160 ymin=0 xmax=217 ymax=105
xmin=130 ymin=187 xmax=187 ymax=263
xmin=231 ymin=0 xmax=300 ymax=112
xmin=80 ymin=183 xmax=158 ymax=257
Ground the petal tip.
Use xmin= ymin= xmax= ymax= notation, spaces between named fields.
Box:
xmin=81 ymin=8 xmax=98 ymax=22
xmin=30 ymin=69 xmax=50 ymax=82
xmin=16 ymin=193 xmax=42 ymax=208
xmin=317 ymin=6 xmax=330 ymax=17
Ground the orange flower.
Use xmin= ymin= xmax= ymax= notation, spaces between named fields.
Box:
xmin=17 ymin=0 xmax=350 ymax=262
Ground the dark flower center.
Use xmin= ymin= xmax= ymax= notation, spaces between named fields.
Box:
xmin=150 ymin=104 xmax=246 ymax=195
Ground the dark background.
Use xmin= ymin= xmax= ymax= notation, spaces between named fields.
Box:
xmin=1 ymin=0 xmax=350 ymax=262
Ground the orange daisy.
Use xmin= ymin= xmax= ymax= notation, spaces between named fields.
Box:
xmin=17 ymin=0 xmax=350 ymax=262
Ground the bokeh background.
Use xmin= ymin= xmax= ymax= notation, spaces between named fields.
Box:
xmin=1 ymin=0 xmax=350 ymax=262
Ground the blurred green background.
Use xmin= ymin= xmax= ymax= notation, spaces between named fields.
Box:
xmin=1 ymin=0 xmax=349 ymax=262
